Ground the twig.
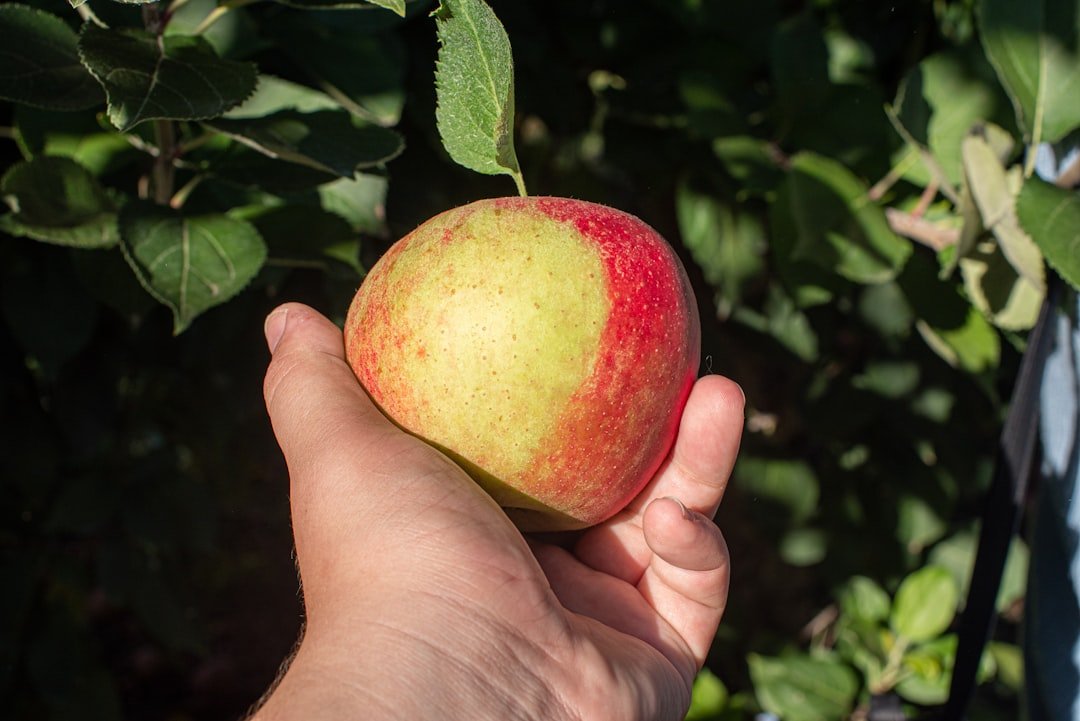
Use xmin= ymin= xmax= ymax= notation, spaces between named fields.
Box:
xmin=885 ymin=207 xmax=960 ymax=251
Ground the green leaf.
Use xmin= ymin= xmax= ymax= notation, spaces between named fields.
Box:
xmin=242 ymin=204 xmax=362 ymax=273
xmin=14 ymin=107 xmax=136 ymax=177
xmin=223 ymin=76 xmax=340 ymax=119
xmin=0 ymin=156 xmax=118 ymax=248
xmin=367 ymin=0 xmax=406 ymax=13
xmin=890 ymin=49 xmax=1015 ymax=188
xmin=896 ymin=635 xmax=956 ymax=704
xmin=748 ymin=654 xmax=859 ymax=721
xmin=118 ymin=202 xmax=267 ymax=333
xmin=857 ymin=282 xmax=914 ymax=339
xmin=732 ymin=285 xmax=820 ymax=362
xmin=262 ymin=13 xmax=408 ymax=126
xmin=317 ymin=173 xmax=389 ymax=235
xmin=77 ymin=25 xmax=257 ymax=131
xmin=959 ymin=242 xmax=1044 ymax=331
xmin=675 ymin=179 xmax=766 ymax=319
xmin=1017 ymin=177 xmax=1080 ymax=292
xmin=928 ymin=528 xmax=1030 ymax=612
xmin=685 ymin=668 xmax=729 ymax=721
xmin=434 ymin=0 xmax=525 ymax=194
xmin=988 ymin=642 xmax=1024 ymax=690
xmin=205 ymin=110 xmax=404 ymax=177
xmin=896 ymin=494 xmax=947 ymax=555
xmin=712 ymin=136 xmax=784 ymax=197
xmin=784 ymin=153 xmax=912 ymax=284
xmin=979 ymin=0 xmax=1080 ymax=144
xmin=891 ymin=565 xmax=959 ymax=643
xmin=961 ymin=131 xmax=1045 ymax=290
xmin=839 ymin=576 xmax=892 ymax=625
xmin=779 ymin=527 xmax=827 ymax=567
xmin=770 ymin=11 xmax=831 ymax=122
xmin=0 ymin=5 xmax=104 ymax=111
xmin=732 ymin=456 xmax=819 ymax=524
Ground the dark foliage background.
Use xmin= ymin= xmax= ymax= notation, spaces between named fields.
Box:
xmin=4 ymin=0 xmax=1077 ymax=718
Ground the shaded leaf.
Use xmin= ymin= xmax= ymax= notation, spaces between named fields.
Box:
xmin=711 ymin=136 xmax=783 ymax=197
xmin=784 ymin=153 xmax=912 ymax=284
xmin=205 ymin=110 xmax=403 ymax=177
xmin=770 ymin=11 xmax=830 ymax=122
xmin=891 ymin=565 xmax=959 ymax=642
xmin=241 ymin=204 xmax=362 ymax=273
xmin=0 ymin=156 xmax=118 ymax=248
xmin=13 ymin=107 xmax=136 ymax=177
xmin=119 ymin=202 xmax=267 ymax=333
xmin=780 ymin=528 xmax=827 ymax=567
xmin=732 ymin=456 xmax=819 ymax=524
xmin=78 ymin=25 xmax=257 ymax=131
xmin=0 ymin=4 xmax=103 ymax=111
xmin=434 ymin=0 xmax=524 ymax=192
xmin=733 ymin=285 xmax=820 ymax=362
xmin=979 ymin=0 xmax=1080 ymax=144
xmin=749 ymin=654 xmax=859 ymax=721
xmin=959 ymin=242 xmax=1044 ymax=330
xmin=676 ymin=179 xmax=766 ymax=318
xmin=1017 ymin=177 xmax=1080 ymax=292
xmin=261 ymin=11 xmax=407 ymax=126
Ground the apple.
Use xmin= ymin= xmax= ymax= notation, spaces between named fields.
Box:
xmin=343 ymin=196 xmax=701 ymax=531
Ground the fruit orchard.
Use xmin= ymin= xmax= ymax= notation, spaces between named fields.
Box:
xmin=1 ymin=0 xmax=1078 ymax=719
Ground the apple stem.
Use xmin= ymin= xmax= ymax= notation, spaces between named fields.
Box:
xmin=512 ymin=170 xmax=528 ymax=197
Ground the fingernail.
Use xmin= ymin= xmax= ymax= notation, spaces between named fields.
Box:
xmin=665 ymin=496 xmax=695 ymax=521
xmin=264 ymin=307 xmax=288 ymax=353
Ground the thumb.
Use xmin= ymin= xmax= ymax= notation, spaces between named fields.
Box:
xmin=262 ymin=303 xmax=396 ymax=510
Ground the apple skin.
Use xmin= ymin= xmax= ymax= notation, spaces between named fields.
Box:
xmin=344 ymin=196 xmax=700 ymax=532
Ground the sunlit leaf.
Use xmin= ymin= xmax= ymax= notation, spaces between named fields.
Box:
xmin=979 ymin=0 xmax=1080 ymax=144
xmin=891 ymin=565 xmax=959 ymax=642
xmin=434 ymin=0 xmax=524 ymax=192
xmin=749 ymin=654 xmax=859 ymax=721
xmin=1017 ymin=177 xmax=1080 ymax=292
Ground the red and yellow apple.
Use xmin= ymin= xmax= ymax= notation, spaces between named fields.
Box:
xmin=343 ymin=196 xmax=700 ymax=531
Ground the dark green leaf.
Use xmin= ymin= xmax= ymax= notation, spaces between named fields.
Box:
xmin=733 ymin=285 xmax=820 ymax=362
xmin=1017 ymin=177 xmax=1080 ymax=292
xmin=367 ymin=0 xmax=406 ymax=13
xmin=119 ymin=202 xmax=267 ymax=333
xmin=205 ymin=110 xmax=403 ymax=177
xmin=0 ymin=156 xmax=118 ymax=248
xmin=274 ymin=0 xmax=403 ymax=9
xmin=891 ymin=565 xmax=959 ymax=642
xmin=979 ymin=0 xmax=1080 ymax=144
xmin=434 ymin=0 xmax=524 ymax=193
xmin=733 ymin=456 xmax=819 ymax=524
xmin=14 ymin=106 xmax=136 ymax=176
xmin=749 ymin=654 xmax=859 ymax=721
xmin=857 ymin=282 xmax=914 ymax=338
xmin=78 ymin=25 xmax=257 ymax=131
xmin=267 ymin=18 xmax=407 ymax=126
xmin=0 ymin=4 xmax=104 ymax=111
xmin=780 ymin=528 xmax=827 ymax=567
xmin=1 ymin=252 xmax=98 ymax=375
xmin=770 ymin=11 xmax=830 ymax=121
xmin=711 ymin=136 xmax=784 ymax=197
xmin=784 ymin=153 xmax=912 ymax=284
xmin=212 ymin=147 xmax=340 ymax=194
xmin=243 ymin=204 xmax=362 ymax=273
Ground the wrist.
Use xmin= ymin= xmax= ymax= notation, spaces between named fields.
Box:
xmin=251 ymin=607 xmax=583 ymax=721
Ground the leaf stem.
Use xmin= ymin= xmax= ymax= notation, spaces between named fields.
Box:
xmin=74 ymin=3 xmax=107 ymax=28
xmin=511 ymin=170 xmax=528 ymax=197
xmin=170 ymin=174 xmax=205 ymax=209
xmin=193 ymin=0 xmax=261 ymax=35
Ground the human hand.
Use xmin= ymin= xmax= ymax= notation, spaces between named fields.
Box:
xmin=252 ymin=303 xmax=744 ymax=721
